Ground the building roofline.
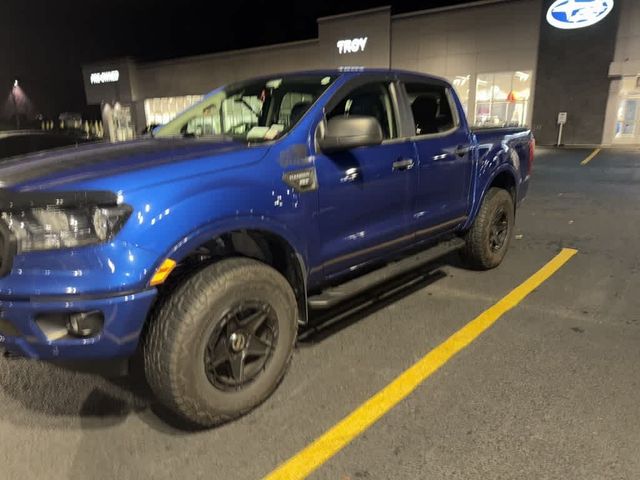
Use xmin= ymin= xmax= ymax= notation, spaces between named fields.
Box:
xmin=82 ymin=57 xmax=135 ymax=70
xmin=317 ymin=5 xmax=391 ymax=23
xmin=391 ymin=0 xmax=516 ymax=20
xmin=136 ymin=38 xmax=319 ymax=70
xmin=85 ymin=1 xmax=523 ymax=72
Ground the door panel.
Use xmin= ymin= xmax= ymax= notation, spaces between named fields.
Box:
xmin=413 ymin=129 xmax=472 ymax=235
xmin=314 ymin=81 xmax=417 ymax=277
xmin=315 ymin=141 xmax=416 ymax=276
xmin=403 ymin=80 xmax=473 ymax=238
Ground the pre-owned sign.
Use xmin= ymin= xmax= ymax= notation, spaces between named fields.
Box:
xmin=90 ymin=70 xmax=120 ymax=85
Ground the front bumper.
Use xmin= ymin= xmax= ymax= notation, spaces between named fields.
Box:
xmin=0 ymin=289 xmax=156 ymax=360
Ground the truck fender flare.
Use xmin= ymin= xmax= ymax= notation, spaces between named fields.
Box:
xmin=151 ymin=215 xmax=310 ymax=324
xmin=465 ymin=163 xmax=519 ymax=230
xmin=163 ymin=215 xmax=306 ymax=266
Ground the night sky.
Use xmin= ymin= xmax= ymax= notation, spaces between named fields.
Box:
xmin=1 ymin=0 xmax=469 ymax=121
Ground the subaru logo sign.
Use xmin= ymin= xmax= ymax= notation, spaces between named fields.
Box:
xmin=546 ymin=0 xmax=614 ymax=30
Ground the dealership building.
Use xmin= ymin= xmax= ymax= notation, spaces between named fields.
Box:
xmin=82 ymin=0 xmax=640 ymax=146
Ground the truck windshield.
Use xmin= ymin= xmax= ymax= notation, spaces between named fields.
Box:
xmin=155 ymin=75 xmax=335 ymax=142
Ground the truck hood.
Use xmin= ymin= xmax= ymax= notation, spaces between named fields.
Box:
xmin=0 ymin=138 xmax=267 ymax=192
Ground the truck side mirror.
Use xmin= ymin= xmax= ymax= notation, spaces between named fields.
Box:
xmin=318 ymin=115 xmax=383 ymax=153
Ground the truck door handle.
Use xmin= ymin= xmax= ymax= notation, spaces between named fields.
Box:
xmin=433 ymin=146 xmax=470 ymax=161
xmin=340 ymin=167 xmax=360 ymax=183
xmin=454 ymin=146 xmax=470 ymax=157
xmin=392 ymin=158 xmax=415 ymax=171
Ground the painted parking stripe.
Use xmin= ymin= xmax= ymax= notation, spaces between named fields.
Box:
xmin=264 ymin=248 xmax=578 ymax=480
xmin=580 ymin=148 xmax=601 ymax=165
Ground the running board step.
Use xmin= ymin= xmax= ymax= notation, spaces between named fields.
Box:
xmin=307 ymin=238 xmax=464 ymax=309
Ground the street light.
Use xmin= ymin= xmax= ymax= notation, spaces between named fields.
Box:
xmin=11 ymin=79 xmax=20 ymax=129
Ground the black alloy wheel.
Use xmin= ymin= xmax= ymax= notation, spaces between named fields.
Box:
xmin=489 ymin=207 xmax=509 ymax=252
xmin=460 ymin=187 xmax=515 ymax=270
xmin=204 ymin=301 xmax=278 ymax=391
xmin=144 ymin=257 xmax=298 ymax=428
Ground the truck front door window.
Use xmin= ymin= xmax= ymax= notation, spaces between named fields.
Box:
xmin=327 ymin=83 xmax=396 ymax=139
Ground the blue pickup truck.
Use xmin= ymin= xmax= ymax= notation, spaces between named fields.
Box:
xmin=0 ymin=70 xmax=533 ymax=426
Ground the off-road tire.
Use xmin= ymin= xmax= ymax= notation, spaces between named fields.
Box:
xmin=144 ymin=257 xmax=297 ymax=428
xmin=461 ymin=187 xmax=515 ymax=270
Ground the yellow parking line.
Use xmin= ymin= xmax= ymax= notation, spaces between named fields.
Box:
xmin=580 ymin=148 xmax=601 ymax=165
xmin=264 ymin=248 xmax=578 ymax=480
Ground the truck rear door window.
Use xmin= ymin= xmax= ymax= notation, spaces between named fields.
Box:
xmin=405 ymin=82 xmax=457 ymax=136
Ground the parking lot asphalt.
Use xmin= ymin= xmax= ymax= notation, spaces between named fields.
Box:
xmin=1 ymin=146 xmax=639 ymax=480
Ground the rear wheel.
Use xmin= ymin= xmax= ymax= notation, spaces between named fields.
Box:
xmin=461 ymin=187 xmax=514 ymax=270
xmin=144 ymin=257 xmax=297 ymax=428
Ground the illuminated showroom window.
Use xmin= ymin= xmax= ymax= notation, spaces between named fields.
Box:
xmin=447 ymin=75 xmax=471 ymax=115
xmin=614 ymin=77 xmax=640 ymax=139
xmin=144 ymin=95 xmax=203 ymax=126
xmin=474 ymin=71 xmax=532 ymax=127
xmin=111 ymin=103 xmax=135 ymax=142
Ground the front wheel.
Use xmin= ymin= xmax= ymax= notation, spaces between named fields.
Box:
xmin=460 ymin=187 xmax=515 ymax=270
xmin=144 ymin=257 xmax=298 ymax=428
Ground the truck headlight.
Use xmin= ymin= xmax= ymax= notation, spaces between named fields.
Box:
xmin=1 ymin=205 xmax=132 ymax=252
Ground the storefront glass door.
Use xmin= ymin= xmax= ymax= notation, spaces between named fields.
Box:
xmin=616 ymin=99 xmax=638 ymax=138
xmin=611 ymin=77 xmax=640 ymax=144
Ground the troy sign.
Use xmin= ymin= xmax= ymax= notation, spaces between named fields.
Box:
xmin=336 ymin=37 xmax=368 ymax=55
